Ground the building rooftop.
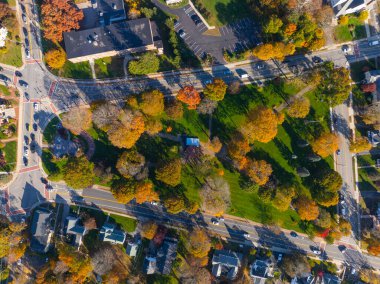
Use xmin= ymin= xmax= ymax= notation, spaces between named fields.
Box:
xmin=212 ymin=250 xmax=242 ymax=280
xmin=100 ymin=222 xmax=126 ymax=244
xmin=66 ymin=216 xmax=86 ymax=235
xmin=185 ymin=137 xmax=200 ymax=147
xmin=30 ymin=208 xmax=53 ymax=253
xmin=126 ymin=242 xmax=139 ymax=257
xmin=64 ymin=18 xmax=154 ymax=60
xmin=96 ymin=0 xmax=126 ymax=25
xmin=156 ymin=238 xmax=178 ymax=275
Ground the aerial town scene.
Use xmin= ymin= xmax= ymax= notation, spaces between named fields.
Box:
xmin=0 ymin=0 xmax=380 ymax=283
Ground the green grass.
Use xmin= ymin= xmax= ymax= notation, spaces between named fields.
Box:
xmin=0 ymin=85 xmax=11 ymax=96
xmin=43 ymin=117 xmax=60 ymax=144
xmin=3 ymin=141 xmax=16 ymax=171
xmin=350 ymin=59 xmax=376 ymax=82
xmin=0 ymin=9 xmax=22 ymax=67
xmin=94 ymin=57 xmax=125 ymax=79
xmin=197 ymin=0 xmax=252 ymax=26
xmin=51 ymin=60 xmax=92 ymax=79
xmin=334 ymin=16 xmax=367 ymax=43
xmin=358 ymin=167 xmax=379 ymax=191
xmin=0 ymin=0 xmax=16 ymax=6
xmin=109 ymin=214 xmax=137 ymax=232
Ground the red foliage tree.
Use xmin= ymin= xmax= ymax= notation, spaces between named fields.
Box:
xmin=361 ymin=83 xmax=376 ymax=93
xmin=176 ymin=86 xmax=201 ymax=110
xmin=41 ymin=0 xmax=84 ymax=42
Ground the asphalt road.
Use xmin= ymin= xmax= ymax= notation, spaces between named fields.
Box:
xmin=1 ymin=0 xmax=380 ymax=269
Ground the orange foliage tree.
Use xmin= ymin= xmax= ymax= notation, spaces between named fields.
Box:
xmin=45 ymin=48 xmax=66 ymax=69
xmin=241 ymin=107 xmax=280 ymax=143
xmin=284 ymin=23 xmax=297 ymax=36
xmin=295 ymin=196 xmax=319 ymax=221
xmin=253 ymin=42 xmax=296 ymax=61
xmin=41 ymin=0 xmax=84 ymax=42
xmin=177 ymin=86 xmax=201 ymax=110
xmin=185 ymin=228 xmax=211 ymax=258
xmin=311 ymin=132 xmax=339 ymax=158
xmin=141 ymin=220 xmax=158 ymax=240
xmin=135 ymin=180 xmax=159 ymax=204
xmin=244 ymin=158 xmax=273 ymax=186
xmin=368 ymin=240 xmax=380 ymax=256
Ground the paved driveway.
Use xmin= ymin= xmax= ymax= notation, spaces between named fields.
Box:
xmin=153 ymin=0 xmax=261 ymax=63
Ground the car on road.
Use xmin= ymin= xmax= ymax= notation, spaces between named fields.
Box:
xmin=277 ymin=253 xmax=283 ymax=262
xmin=255 ymin=62 xmax=264 ymax=70
xmin=243 ymin=233 xmax=250 ymax=238
xmin=290 ymin=231 xmax=298 ymax=238
xmin=41 ymin=177 xmax=48 ymax=184
xmin=218 ymin=216 xmax=225 ymax=222
xmin=23 ymin=157 xmax=28 ymax=166
xmin=336 ymin=149 xmax=341 ymax=155
xmin=33 ymin=123 xmax=38 ymax=131
xmin=15 ymin=71 xmax=22 ymax=77
xmin=25 ymin=48 xmax=30 ymax=59
xmin=212 ymin=219 xmax=219 ymax=225
xmin=338 ymin=245 xmax=347 ymax=254
xmin=342 ymin=44 xmax=351 ymax=53
xmin=22 ymin=14 xmax=27 ymax=23
xmin=312 ymin=56 xmax=323 ymax=64
xmin=150 ymin=201 xmax=159 ymax=206
xmin=45 ymin=184 xmax=53 ymax=192
xmin=33 ymin=103 xmax=39 ymax=111
xmin=23 ymin=147 xmax=29 ymax=157
xmin=24 ymin=92 xmax=29 ymax=101
xmin=190 ymin=14 xmax=202 ymax=26
xmin=178 ymin=29 xmax=186 ymax=38
xmin=19 ymin=80 xmax=28 ymax=88
xmin=311 ymin=247 xmax=321 ymax=255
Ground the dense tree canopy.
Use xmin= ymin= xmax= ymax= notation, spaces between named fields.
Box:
xmin=164 ymin=196 xmax=186 ymax=214
xmin=116 ymin=150 xmax=146 ymax=180
xmin=315 ymin=169 xmax=343 ymax=192
xmin=92 ymin=102 xmax=120 ymax=132
xmin=110 ymin=180 xmax=136 ymax=203
xmin=41 ymin=0 xmax=84 ymax=42
xmin=200 ymin=176 xmax=230 ymax=215
xmin=287 ymin=97 xmax=310 ymax=118
xmin=185 ymin=228 xmax=211 ymax=258
xmin=295 ymin=196 xmax=319 ymax=221
xmin=253 ymin=42 xmax=296 ymax=61
xmin=203 ymin=78 xmax=227 ymax=101
xmin=63 ymin=156 xmax=95 ymax=189
xmin=128 ymin=52 xmax=159 ymax=75
xmin=177 ymin=86 xmax=201 ymax=110
xmin=280 ymin=253 xmax=311 ymax=278
xmin=263 ymin=15 xmax=283 ymax=34
xmin=140 ymin=221 xmax=158 ymax=240
xmin=311 ymin=132 xmax=339 ymax=158
xmin=244 ymin=159 xmax=273 ymax=186
xmin=139 ymin=89 xmax=164 ymax=116
xmin=61 ymin=107 xmax=92 ymax=135
xmin=155 ymin=158 xmax=182 ymax=187
xmin=165 ymin=99 xmax=184 ymax=119
xmin=227 ymin=132 xmax=251 ymax=161
xmin=45 ymin=49 xmax=66 ymax=69
xmin=272 ymin=186 xmax=296 ymax=211
xmin=135 ymin=181 xmax=159 ymax=204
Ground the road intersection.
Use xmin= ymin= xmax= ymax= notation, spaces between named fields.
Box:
xmin=1 ymin=0 xmax=380 ymax=271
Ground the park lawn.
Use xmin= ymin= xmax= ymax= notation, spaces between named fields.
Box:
xmin=94 ymin=56 xmax=125 ymax=79
xmin=3 ymin=141 xmax=17 ymax=171
xmin=334 ymin=16 xmax=367 ymax=43
xmin=109 ymin=214 xmax=137 ymax=232
xmin=0 ymin=85 xmax=11 ymax=96
xmin=198 ymin=0 xmax=252 ymax=26
xmin=54 ymin=60 xmax=92 ymax=79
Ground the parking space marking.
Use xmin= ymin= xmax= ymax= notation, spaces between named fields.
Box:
xmin=190 ymin=42 xmax=197 ymax=48
xmin=195 ymin=49 xmax=204 ymax=56
xmin=193 ymin=45 xmax=201 ymax=52
xmin=185 ymin=7 xmax=193 ymax=13
xmin=184 ymin=35 xmax=191 ymax=41
xmin=198 ymin=25 xmax=207 ymax=32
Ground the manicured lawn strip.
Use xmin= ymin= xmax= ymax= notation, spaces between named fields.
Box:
xmin=3 ymin=141 xmax=16 ymax=171
xmin=334 ymin=16 xmax=366 ymax=42
xmin=357 ymin=154 xmax=380 ymax=167
xmin=109 ymin=214 xmax=137 ymax=232
xmin=358 ymin=167 xmax=379 ymax=191
xmin=56 ymin=61 xmax=92 ymax=79
xmin=94 ymin=56 xmax=125 ymax=79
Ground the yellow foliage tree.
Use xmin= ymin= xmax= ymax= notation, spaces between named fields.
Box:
xmin=185 ymin=228 xmax=211 ymax=258
xmin=349 ymin=136 xmax=372 ymax=153
xmin=253 ymin=42 xmax=296 ymax=61
xmin=141 ymin=220 xmax=157 ymax=240
xmin=287 ymin=97 xmax=310 ymax=118
xmin=45 ymin=49 xmax=66 ymax=69
xmin=311 ymin=132 xmax=339 ymax=158
xmin=244 ymin=158 xmax=273 ymax=186
xmin=295 ymin=196 xmax=319 ymax=221
xmin=339 ymin=15 xmax=349 ymax=25
xmin=135 ymin=180 xmax=159 ymax=204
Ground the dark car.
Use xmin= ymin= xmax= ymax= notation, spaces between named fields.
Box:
xmin=23 ymin=157 xmax=28 ymax=166
xmin=24 ymin=92 xmax=30 ymax=101
xmin=24 ymin=135 xmax=29 ymax=145
xmin=191 ymin=14 xmax=202 ymax=26
xmin=290 ymin=231 xmax=298 ymax=238
xmin=19 ymin=80 xmax=28 ymax=88
xmin=338 ymin=245 xmax=347 ymax=253
xmin=0 ymin=74 xmax=9 ymax=82
xmin=22 ymin=27 xmax=28 ymax=36
xmin=33 ymin=123 xmax=37 ymax=131
xmin=30 ymin=142 xmax=36 ymax=153
xmin=15 ymin=71 xmax=22 ymax=77
xmin=30 ymin=133 xmax=35 ymax=141
xmin=312 ymin=56 xmax=323 ymax=64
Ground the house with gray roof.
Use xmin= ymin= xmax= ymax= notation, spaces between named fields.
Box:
xmin=250 ymin=259 xmax=274 ymax=284
xmin=94 ymin=0 xmax=126 ymax=26
xmin=99 ymin=222 xmax=126 ymax=245
xmin=65 ymin=216 xmax=86 ymax=247
xmin=30 ymin=208 xmax=54 ymax=253
xmin=126 ymin=242 xmax=139 ymax=257
xmin=211 ymin=250 xmax=243 ymax=280
xmin=143 ymin=256 xmax=157 ymax=274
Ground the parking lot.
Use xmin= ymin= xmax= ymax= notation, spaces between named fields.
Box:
xmin=154 ymin=0 xmax=261 ymax=63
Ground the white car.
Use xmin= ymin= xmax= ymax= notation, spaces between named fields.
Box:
xmin=218 ymin=216 xmax=225 ymax=222
xmin=312 ymin=249 xmax=321 ymax=255
xmin=212 ymin=220 xmax=219 ymax=225
xmin=178 ymin=29 xmax=186 ymax=38
xmin=150 ymin=201 xmax=159 ymax=206
xmin=33 ymin=102 xmax=39 ymax=111
xmin=243 ymin=233 xmax=250 ymax=238
xmin=24 ymin=148 xmax=29 ymax=157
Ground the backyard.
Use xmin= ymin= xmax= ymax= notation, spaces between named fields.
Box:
xmin=334 ymin=15 xmax=367 ymax=43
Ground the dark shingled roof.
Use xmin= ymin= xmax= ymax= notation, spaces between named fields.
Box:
xmin=96 ymin=0 xmax=126 ymax=25
xmin=30 ymin=209 xmax=52 ymax=253
xmin=64 ymin=18 xmax=153 ymax=60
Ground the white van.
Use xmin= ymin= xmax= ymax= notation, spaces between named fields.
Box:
xmin=369 ymin=40 xmax=380 ymax=46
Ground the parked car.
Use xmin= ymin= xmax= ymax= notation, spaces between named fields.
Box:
xmin=22 ymin=14 xmax=27 ymax=23
xmin=290 ymin=231 xmax=298 ymax=238
xmin=19 ymin=80 xmax=28 ymax=88
xmin=312 ymin=56 xmax=323 ymax=64
xmin=369 ymin=40 xmax=380 ymax=46
xmin=25 ymin=48 xmax=30 ymax=59
xmin=33 ymin=103 xmax=39 ymax=111
xmin=23 ymin=157 xmax=28 ymax=166
xmin=336 ymin=149 xmax=341 ymax=155
xmin=24 ymin=135 xmax=29 ymax=145
xmin=243 ymin=233 xmax=250 ymax=238
xmin=311 ymin=248 xmax=321 ymax=255
xmin=342 ymin=44 xmax=351 ymax=53
xmin=178 ymin=29 xmax=186 ymax=38
xmin=338 ymin=245 xmax=347 ymax=254
xmin=255 ymin=62 xmax=265 ymax=70
xmin=212 ymin=219 xmax=219 ymax=225
xmin=0 ymin=74 xmax=10 ymax=83
xmin=15 ymin=71 xmax=22 ymax=77
xmin=23 ymin=147 xmax=29 ymax=157
xmin=191 ymin=14 xmax=202 ymax=26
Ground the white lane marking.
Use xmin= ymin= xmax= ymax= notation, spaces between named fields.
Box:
xmin=190 ymin=41 xmax=197 ymax=48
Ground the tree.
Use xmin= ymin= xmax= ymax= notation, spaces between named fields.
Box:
xmin=280 ymin=253 xmax=311 ymax=278
xmin=203 ymin=78 xmax=227 ymax=101
xmin=338 ymin=219 xmax=352 ymax=236
xmin=165 ymin=99 xmax=183 ymax=119
xmin=361 ymin=104 xmax=380 ymax=129
xmin=145 ymin=117 xmax=163 ymax=135
xmin=244 ymin=159 xmax=272 ymax=186
xmin=45 ymin=49 xmax=66 ymax=69
xmin=368 ymin=239 xmax=380 ymax=256
xmin=315 ymin=191 xmax=339 ymax=207
xmin=164 ymin=196 xmax=186 ymax=214
xmin=361 ymin=83 xmax=376 ymax=93
xmin=139 ymin=89 xmax=164 ymax=116
xmin=92 ymin=102 xmax=120 ymax=131
xmin=155 ymin=158 xmax=182 ymax=187
xmin=200 ymin=176 xmax=230 ymax=215
xmin=359 ymin=10 xmax=369 ymax=21
xmin=63 ymin=156 xmax=95 ymax=189
xmin=177 ymin=86 xmax=201 ymax=110
xmin=185 ymin=228 xmax=211 ymax=258
xmin=253 ymin=42 xmax=295 ymax=61
xmin=295 ymin=196 xmax=319 ymax=221
xmin=350 ymin=136 xmax=372 ymax=153
xmin=315 ymin=208 xmax=332 ymax=228
xmin=203 ymin=136 xmax=222 ymax=154
xmin=284 ymin=23 xmax=297 ymax=36
xmin=135 ymin=180 xmax=159 ymax=204
xmin=315 ymin=5 xmax=334 ymax=27
xmin=140 ymin=221 xmax=158 ymax=240
xmin=0 ymin=3 xmax=12 ymax=22
xmin=339 ymin=15 xmax=349 ymax=25
xmin=197 ymin=98 xmax=218 ymax=114
xmin=311 ymin=132 xmax=339 ymax=158
xmin=272 ymin=186 xmax=296 ymax=211
xmin=228 ymin=80 xmax=241 ymax=95
xmin=287 ymin=97 xmax=310 ymax=118
xmin=263 ymin=15 xmax=283 ymax=34
xmin=318 ymin=62 xmax=352 ymax=106
xmin=241 ymin=107 xmax=280 ymax=143
xmin=227 ymin=132 xmax=250 ymax=160
xmin=359 ymin=268 xmax=380 ymax=284
xmin=107 ymin=110 xmax=145 ymax=149
xmin=61 ymin=107 xmax=92 ymax=135
xmin=116 ymin=150 xmax=146 ymax=180
xmin=128 ymin=52 xmax=159 ymax=75
xmin=41 ymin=0 xmax=84 ymax=42
xmin=315 ymin=169 xmax=343 ymax=192
xmin=110 ymin=180 xmax=135 ymax=203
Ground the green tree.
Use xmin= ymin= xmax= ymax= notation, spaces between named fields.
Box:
xmin=203 ymin=78 xmax=227 ymax=101
xmin=116 ymin=150 xmax=146 ymax=180
xmin=272 ymin=186 xmax=295 ymax=211
xmin=63 ymin=156 xmax=95 ymax=189
xmin=164 ymin=196 xmax=186 ymax=214
xmin=315 ymin=169 xmax=343 ymax=192
xmin=263 ymin=15 xmax=283 ymax=34
xmin=155 ymin=158 xmax=182 ymax=187
xmin=110 ymin=180 xmax=136 ymax=203
xmin=128 ymin=52 xmax=159 ymax=75
xmin=139 ymin=89 xmax=164 ymax=116
xmin=315 ymin=208 xmax=332 ymax=228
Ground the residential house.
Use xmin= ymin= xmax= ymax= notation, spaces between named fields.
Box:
xmin=99 ymin=222 xmax=126 ymax=245
xmin=185 ymin=137 xmax=200 ymax=147
xmin=211 ymin=250 xmax=243 ymax=280
xmin=64 ymin=17 xmax=163 ymax=63
xmin=330 ymin=0 xmax=374 ymax=17
xmin=250 ymin=259 xmax=274 ymax=284
xmin=30 ymin=208 xmax=54 ymax=253
xmin=142 ymin=238 xmax=178 ymax=275
xmin=367 ymin=130 xmax=380 ymax=146
xmin=365 ymin=70 xmax=380 ymax=83
xmin=126 ymin=241 xmax=139 ymax=257
xmin=65 ymin=216 xmax=86 ymax=247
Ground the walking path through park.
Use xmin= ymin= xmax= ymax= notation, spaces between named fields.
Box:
xmin=275 ymin=85 xmax=314 ymax=112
